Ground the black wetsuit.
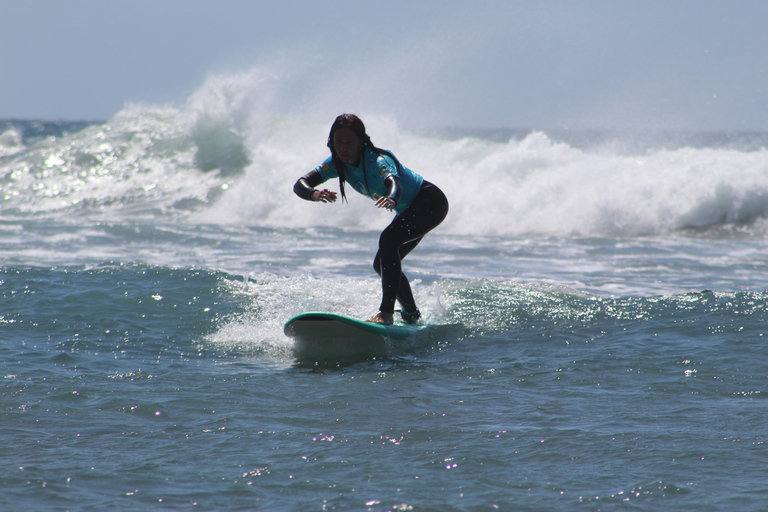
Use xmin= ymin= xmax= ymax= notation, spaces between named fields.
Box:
xmin=373 ymin=181 xmax=448 ymax=315
xmin=294 ymin=160 xmax=448 ymax=319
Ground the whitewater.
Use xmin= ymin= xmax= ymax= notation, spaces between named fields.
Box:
xmin=2 ymin=70 xmax=768 ymax=511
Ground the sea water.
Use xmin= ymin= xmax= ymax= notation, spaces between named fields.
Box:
xmin=2 ymin=75 xmax=768 ymax=511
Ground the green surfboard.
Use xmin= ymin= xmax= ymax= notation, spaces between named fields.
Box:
xmin=284 ymin=312 xmax=420 ymax=362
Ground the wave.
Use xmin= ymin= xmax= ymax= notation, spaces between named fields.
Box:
xmin=0 ymin=127 xmax=25 ymax=158
xmin=207 ymin=271 xmax=768 ymax=360
xmin=3 ymin=68 xmax=768 ymax=237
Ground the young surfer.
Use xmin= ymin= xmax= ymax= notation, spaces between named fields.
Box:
xmin=293 ymin=114 xmax=449 ymax=325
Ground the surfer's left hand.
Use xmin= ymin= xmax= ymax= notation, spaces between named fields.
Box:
xmin=373 ymin=194 xmax=396 ymax=211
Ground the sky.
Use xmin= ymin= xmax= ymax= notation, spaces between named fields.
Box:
xmin=2 ymin=0 xmax=768 ymax=131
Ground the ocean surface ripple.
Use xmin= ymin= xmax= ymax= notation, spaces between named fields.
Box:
xmin=2 ymin=86 xmax=768 ymax=510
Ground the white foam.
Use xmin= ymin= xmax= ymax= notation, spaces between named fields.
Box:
xmin=0 ymin=128 xmax=25 ymax=157
xmin=4 ymin=65 xmax=768 ymax=238
xmin=205 ymin=272 xmax=447 ymax=357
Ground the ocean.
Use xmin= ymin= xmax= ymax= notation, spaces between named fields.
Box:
xmin=2 ymin=82 xmax=768 ymax=511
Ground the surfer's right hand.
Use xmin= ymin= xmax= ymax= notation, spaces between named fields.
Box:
xmin=313 ymin=189 xmax=337 ymax=203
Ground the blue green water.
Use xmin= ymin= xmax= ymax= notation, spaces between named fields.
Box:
xmin=2 ymin=111 xmax=768 ymax=511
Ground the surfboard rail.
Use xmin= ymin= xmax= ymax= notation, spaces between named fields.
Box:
xmin=284 ymin=311 xmax=421 ymax=362
xmin=284 ymin=312 xmax=416 ymax=340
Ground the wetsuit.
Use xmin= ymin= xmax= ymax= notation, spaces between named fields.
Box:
xmin=294 ymin=148 xmax=449 ymax=319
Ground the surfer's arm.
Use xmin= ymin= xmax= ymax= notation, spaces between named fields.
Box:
xmin=294 ymin=169 xmax=337 ymax=203
xmin=374 ymin=175 xmax=402 ymax=210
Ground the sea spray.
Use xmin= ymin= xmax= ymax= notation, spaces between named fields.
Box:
xmin=3 ymin=67 xmax=768 ymax=237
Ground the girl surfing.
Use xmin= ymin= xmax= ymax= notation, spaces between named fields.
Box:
xmin=293 ymin=114 xmax=449 ymax=325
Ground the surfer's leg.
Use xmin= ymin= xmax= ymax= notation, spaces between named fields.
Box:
xmin=375 ymin=230 xmax=410 ymax=315
xmin=373 ymin=238 xmax=421 ymax=314
xmin=374 ymin=183 xmax=449 ymax=316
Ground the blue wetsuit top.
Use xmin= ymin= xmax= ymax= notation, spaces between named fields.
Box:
xmin=314 ymin=148 xmax=424 ymax=216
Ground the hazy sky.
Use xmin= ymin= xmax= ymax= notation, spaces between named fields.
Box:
xmin=2 ymin=0 xmax=768 ymax=131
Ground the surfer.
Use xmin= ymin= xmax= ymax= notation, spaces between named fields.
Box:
xmin=293 ymin=114 xmax=449 ymax=325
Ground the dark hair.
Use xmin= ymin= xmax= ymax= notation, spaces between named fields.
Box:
xmin=326 ymin=114 xmax=401 ymax=203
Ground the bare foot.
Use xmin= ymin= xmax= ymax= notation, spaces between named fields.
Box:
xmin=367 ymin=311 xmax=393 ymax=325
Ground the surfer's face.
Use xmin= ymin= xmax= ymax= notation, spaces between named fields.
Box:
xmin=333 ymin=128 xmax=362 ymax=165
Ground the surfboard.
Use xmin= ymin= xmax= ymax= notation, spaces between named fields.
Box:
xmin=284 ymin=312 xmax=420 ymax=362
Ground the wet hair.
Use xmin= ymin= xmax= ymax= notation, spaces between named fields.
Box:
xmin=326 ymin=114 xmax=402 ymax=203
